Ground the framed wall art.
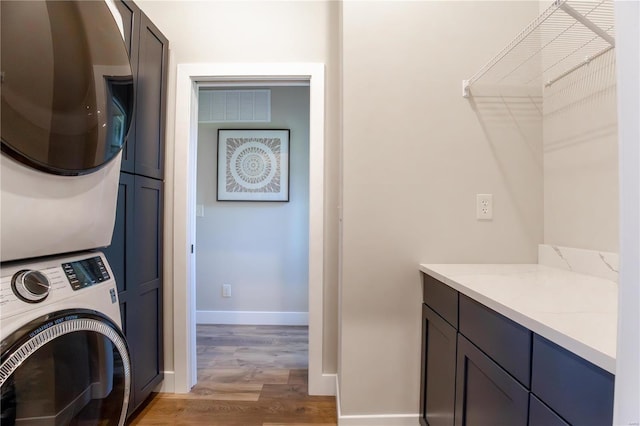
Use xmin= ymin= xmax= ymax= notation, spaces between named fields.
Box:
xmin=217 ymin=129 xmax=290 ymax=201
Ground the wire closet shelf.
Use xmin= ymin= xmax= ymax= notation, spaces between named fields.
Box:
xmin=462 ymin=0 xmax=615 ymax=97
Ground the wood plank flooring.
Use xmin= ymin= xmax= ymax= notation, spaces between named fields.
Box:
xmin=128 ymin=325 xmax=336 ymax=426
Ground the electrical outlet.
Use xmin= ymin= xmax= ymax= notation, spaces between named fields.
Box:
xmin=476 ymin=194 xmax=493 ymax=220
xmin=222 ymin=284 xmax=231 ymax=298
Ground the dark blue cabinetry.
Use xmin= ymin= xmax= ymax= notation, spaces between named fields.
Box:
xmin=529 ymin=394 xmax=570 ymax=426
xmin=104 ymin=0 xmax=168 ymax=417
xmin=455 ymin=335 xmax=529 ymax=426
xmin=420 ymin=272 xmax=615 ymax=426
xmin=420 ymin=304 xmax=457 ymax=426
xmin=420 ymin=274 xmax=458 ymax=426
xmin=532 ymin=335 xmax=615 ymax=426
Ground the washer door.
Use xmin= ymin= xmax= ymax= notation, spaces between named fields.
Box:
xmin=0 ymin=310 xmax=130 ymax=426
xmin=0 ymin=1 xmax=134 ymax=176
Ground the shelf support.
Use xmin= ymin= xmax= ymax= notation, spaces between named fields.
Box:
xmin=462 ymin=0 xmax=615 ymax=97
xmin=557 ymin=1 xmax=615 ymax=47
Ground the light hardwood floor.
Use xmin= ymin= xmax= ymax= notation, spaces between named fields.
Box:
xmin=128 ymin=325 xmax=337 ymax=426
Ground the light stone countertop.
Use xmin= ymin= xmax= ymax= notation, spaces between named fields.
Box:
xmin=419 ymin=264 xmax=618 ymax=374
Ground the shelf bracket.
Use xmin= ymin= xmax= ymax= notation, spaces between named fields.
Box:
xmin=557 ymin=1 xmax=615 ymax=47
xmin=462 ymin=80 xmax=470 ymax=98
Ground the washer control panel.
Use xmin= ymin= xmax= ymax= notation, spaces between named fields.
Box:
xmin=61 ymin=256 xmax=111 ymax=291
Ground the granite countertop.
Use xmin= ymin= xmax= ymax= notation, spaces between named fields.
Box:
xmin=419 ymin=263 xmax=618 ymax=374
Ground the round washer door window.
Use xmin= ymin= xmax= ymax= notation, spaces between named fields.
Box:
xmin=0 ymin=311 xmax=130 ymax=426
xmin=0 ymin=1 xmax=134 ymax=175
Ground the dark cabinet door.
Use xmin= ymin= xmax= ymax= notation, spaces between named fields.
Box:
xmin=455 ymin=335 xmax=528 ymax=426
xmin=103 ymin=173 xmax=163 ymax=413
xmin=420 ymin=304 xmax=457 ymax=426
xmin=116 ymin=2 xmax=167 ymax=179
xmin=133 ymin=13 xmax=168 ymax=179
xmin=130 ymin=175 xmax=164 ymax=409
xmin=529 ymin=394 xmax=569 ymax=426
xmin=103 ymin=172 xmax=135 ymax=334
xmin=115 ymin=0 xmax=141 ymax=174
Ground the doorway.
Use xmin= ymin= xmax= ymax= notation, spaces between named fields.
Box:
xmin=172 ymin=63 xmax=333 ymax=396
xmin=193 ymin=83 xmax=310 ymax=396
xmin=194 ymin=84 xmax=310 ymax=327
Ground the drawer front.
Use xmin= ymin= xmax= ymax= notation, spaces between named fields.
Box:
xmin=531 ymin=334 xmax=614 ymax=426
xmin=455 ymin=335 xmax=529 ymax=426
xmin=529 ymin=394 xmax=569 ymax=426
xmin=422 ymin=273 xmax=458 ymax=328
xmin=459 ymin=295 xmax=531 ymax=387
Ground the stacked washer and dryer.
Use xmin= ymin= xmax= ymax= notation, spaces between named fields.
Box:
xmin=1 ymin=1 xmax=135 ymax=424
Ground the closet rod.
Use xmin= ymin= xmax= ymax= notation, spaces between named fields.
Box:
xmin=544 ymin=44 xmax=614 ymax=87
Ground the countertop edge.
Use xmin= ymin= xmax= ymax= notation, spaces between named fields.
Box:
xmin=419 ymin=264 xmax=617 ymax=374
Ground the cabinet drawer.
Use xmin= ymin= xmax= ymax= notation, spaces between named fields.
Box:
xmin=459 ymin=295 xmax=531 ymax=387
xmin=531 ymin=334 xmax=614 ymax=426
xmin=529 ymin=394 xmax=569 ymax=426
xmin=422 ymin=273 xmax=458 ymax=328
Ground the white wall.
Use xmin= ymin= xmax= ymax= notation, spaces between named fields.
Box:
xmin=543 ymin=49 xmax=619 ymax=252
xmin=196 ymin=86 xmax=310 ymax=319
xmin=339 ymin=0 xmax=542 ymax=417
xmin=137 ymin=0 xmax=341 ymax=376
xmin=614 ymin=1 xmax=640 ymax=423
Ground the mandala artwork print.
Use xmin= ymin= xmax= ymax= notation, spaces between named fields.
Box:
xmin=217 ymin=130 xmax=290 ymax=201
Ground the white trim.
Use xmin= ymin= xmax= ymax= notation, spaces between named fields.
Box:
xmin=339 ymin=415 xmax=419 ymax=426
xmin=336 ymin=375 xmax=417 ymax=426
xmin=199 ymin=80 xmax=310 ymax=88
xmin=155 ymin=371 xmax=175 ymax=393
xmin=173 ymin=62 xmax=330 ymax=396
xmin=196 ymin=310 xmax=308 ymax=326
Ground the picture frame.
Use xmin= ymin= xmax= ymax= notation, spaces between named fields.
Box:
xmin=217 ymin=129 xmax=290 ymax=202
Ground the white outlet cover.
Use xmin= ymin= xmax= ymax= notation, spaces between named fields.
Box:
xmin=222 ymin=284 xmax=232 ymax=298
xmin=476 ymin=194 xmax=493 ymax=220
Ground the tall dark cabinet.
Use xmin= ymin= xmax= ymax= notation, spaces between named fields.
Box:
xmin=104 ymin=0 xmax=168 ymax=415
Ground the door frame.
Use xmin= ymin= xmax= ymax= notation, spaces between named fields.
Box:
xmin=172 ymin=63 xmax=333 ymax=395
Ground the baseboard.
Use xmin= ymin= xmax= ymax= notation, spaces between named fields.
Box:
xmin=154 ymin=371 xmax=175 ymax=393
xmin=338 ymin=414 xmax=418 ymax=426
xmin=335 ymin=375 xmax=418 ymax=425
xmin=309 ymin=372 xmax=337 ymax=396
xmin=196 ymin=310 xmax=309 ymax=326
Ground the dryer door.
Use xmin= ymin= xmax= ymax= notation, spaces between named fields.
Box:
xmin=0 ymin=1 xmax=133 ymax=176
xmin=0 ymin=310 xmax=130 ymax=426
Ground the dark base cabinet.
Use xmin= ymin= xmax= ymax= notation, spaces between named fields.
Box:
xmin=420 ymin=305 xmax=457 ymax=426
xmin=419 ymin=273 xmax=615 ymax=426
xmin=531 ymin=335 xmax=615 ymax=426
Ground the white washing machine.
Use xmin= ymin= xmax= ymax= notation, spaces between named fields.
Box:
xmin=0 ymin=0 xmax=133 ymax=262
xmin=0 ymin=251 xmax=130 ymax=426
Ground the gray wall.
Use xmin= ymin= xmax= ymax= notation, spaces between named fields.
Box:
xmin=339 ymin=0 xmax=543 ymax=416
xmin=195 ymin=86 xmax=310 ymax=316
